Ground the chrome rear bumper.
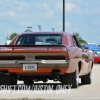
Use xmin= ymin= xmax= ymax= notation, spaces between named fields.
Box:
xmin=0 ymin=60 xmax=69 ymax=65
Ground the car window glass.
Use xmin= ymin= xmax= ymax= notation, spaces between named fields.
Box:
xmin=15 ymin=34 xmax=62 ymax=45
xmin=73 ymin=38 xmax=78 ymax=47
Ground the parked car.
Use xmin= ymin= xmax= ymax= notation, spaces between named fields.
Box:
xmin=93 ymin=50 xmax=100 ymax=63
xmin=0 ymin=30 xmax=94 ymax=88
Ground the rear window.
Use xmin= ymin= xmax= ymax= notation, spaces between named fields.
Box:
xmin=15 ymin=34 xmax=62 ymax=45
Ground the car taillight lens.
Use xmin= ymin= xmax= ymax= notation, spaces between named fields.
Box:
xmin=35 ymin=55 xmax=66 ymax=60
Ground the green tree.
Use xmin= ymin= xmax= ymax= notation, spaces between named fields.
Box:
xmin=9 ymin=32 xmax=18 ymax=40
xmin=98 ymin=45 xmax=100 ymax=47
xmin=73 ymin=33 xmax=87 ymax=44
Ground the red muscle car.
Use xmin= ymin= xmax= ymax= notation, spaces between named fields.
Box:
xmin=0 ymin=30 xmax=94 ymax=88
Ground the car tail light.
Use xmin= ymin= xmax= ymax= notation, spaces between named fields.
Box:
xmin=0 ymin=56 xmax=25 ymax=60
xmin=35 ymin=55 xmax=66 ymax=60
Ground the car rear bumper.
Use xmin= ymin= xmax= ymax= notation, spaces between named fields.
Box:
xmin=0 ymin=60 xmax=69 ymax=73
xmin=0 ymin=60 xmax=69 ymax=64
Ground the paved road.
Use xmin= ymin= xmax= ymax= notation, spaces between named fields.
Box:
xmin=0 ymin=64 xmax=100 ymax=100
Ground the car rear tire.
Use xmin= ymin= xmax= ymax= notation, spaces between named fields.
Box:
xmin=72 ymin=68 xmax=79 ymax=88
xmin=81 ymin=72 xmax=92 ymax=84
xmin=0 ymin=74 xmax=17 ymax=85
xmin=62 ymin=74 xmax=68 ymax=85
xmin=62 ymin=68 xmax=79 ymax=88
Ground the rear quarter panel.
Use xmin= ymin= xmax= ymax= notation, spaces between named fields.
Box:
xmin=62 ymin=33 xmax=93 ymax=75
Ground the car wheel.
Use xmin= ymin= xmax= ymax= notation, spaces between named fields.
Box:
xmin=12 ymin=75 xmax=17 ymax=85
xmin=62 ymin=68 xmax=79 ymax=88
xmin=72 ymin=68 xmax=79 ymax=88
xmin=0 ymin=74 xmax=17 ymax=85
xmin=81 ymin=71 xmax=92 ymax=84
xmin=62 ymin=73 xmax=68 ymax=86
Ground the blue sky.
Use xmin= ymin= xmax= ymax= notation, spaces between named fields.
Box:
xmin=0 ymin=0 xmax=100 ymax=44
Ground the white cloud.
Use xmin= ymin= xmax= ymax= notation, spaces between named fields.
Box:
xmin=20 ymin=22 xmax=32 ymax=26
xmin=13 ymin=0 xmax=22 ymax=7
xmin=56 ymin=1 xmax=81 ymax=14
xmin=43 ymin=11 xmax=54 ymax=18
xmin=0 ymin=10 xmax=15 ymax=17
xmin=0 ymin=22 xmax=6 ymax=28
xmin=13 ymin=0 xmax=29 ymax=10
xmin=35 ymin=2 xmax=49 ymax=10
xmin=91 ymin=0 xmax=100 ymax=5
xmin=56 ymin=0 xmax=100 ymax=15
xmin=42 ymin=3 xmax=49 ymax=9
xmin=91 ymin=8 xmax=100 ymax=14
xmin=65 ymin=21 xmax=72 ymax=27
xmin=0 ymin=0 xmax=30 ymax=18
xmin=66 ymin=0 xmax=83 ymax=4
xmin=82 ymin=1 xmax=100 ymax=14
xmin=33 ymin=2 xmax=54 ymax=19
xmin=7 ymin=10 xmax=15 ymax=17
xmin=83 ymin=8 xmax=89 ymax=13
xmin=92 ymin=20 xmax=100 ymax=25
xmin=65 ymin=3 xmax=81 ymax=14
xmin=59 ymin=21 xmax=72 ymax=27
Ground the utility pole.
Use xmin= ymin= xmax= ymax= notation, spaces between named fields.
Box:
xmin=38 ymin=25 xmax=41 ymax=31
xmin=63 ymin=0 xmax=65 ymax=32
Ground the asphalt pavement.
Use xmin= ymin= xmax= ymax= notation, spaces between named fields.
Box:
xmin=0 ymin=64 xmax=100 ymax=100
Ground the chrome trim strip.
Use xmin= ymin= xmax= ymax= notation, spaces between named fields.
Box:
xmin=0 ymin=60 xmax=69 ymax=65
xmin=0 ymin=60 xmax=17 ymax=64
xmin=41 ymin=60 xmax=69 ymax=64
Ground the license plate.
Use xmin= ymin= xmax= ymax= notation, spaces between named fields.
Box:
xmin=23 ymin=64 xmax=37 ymax=71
